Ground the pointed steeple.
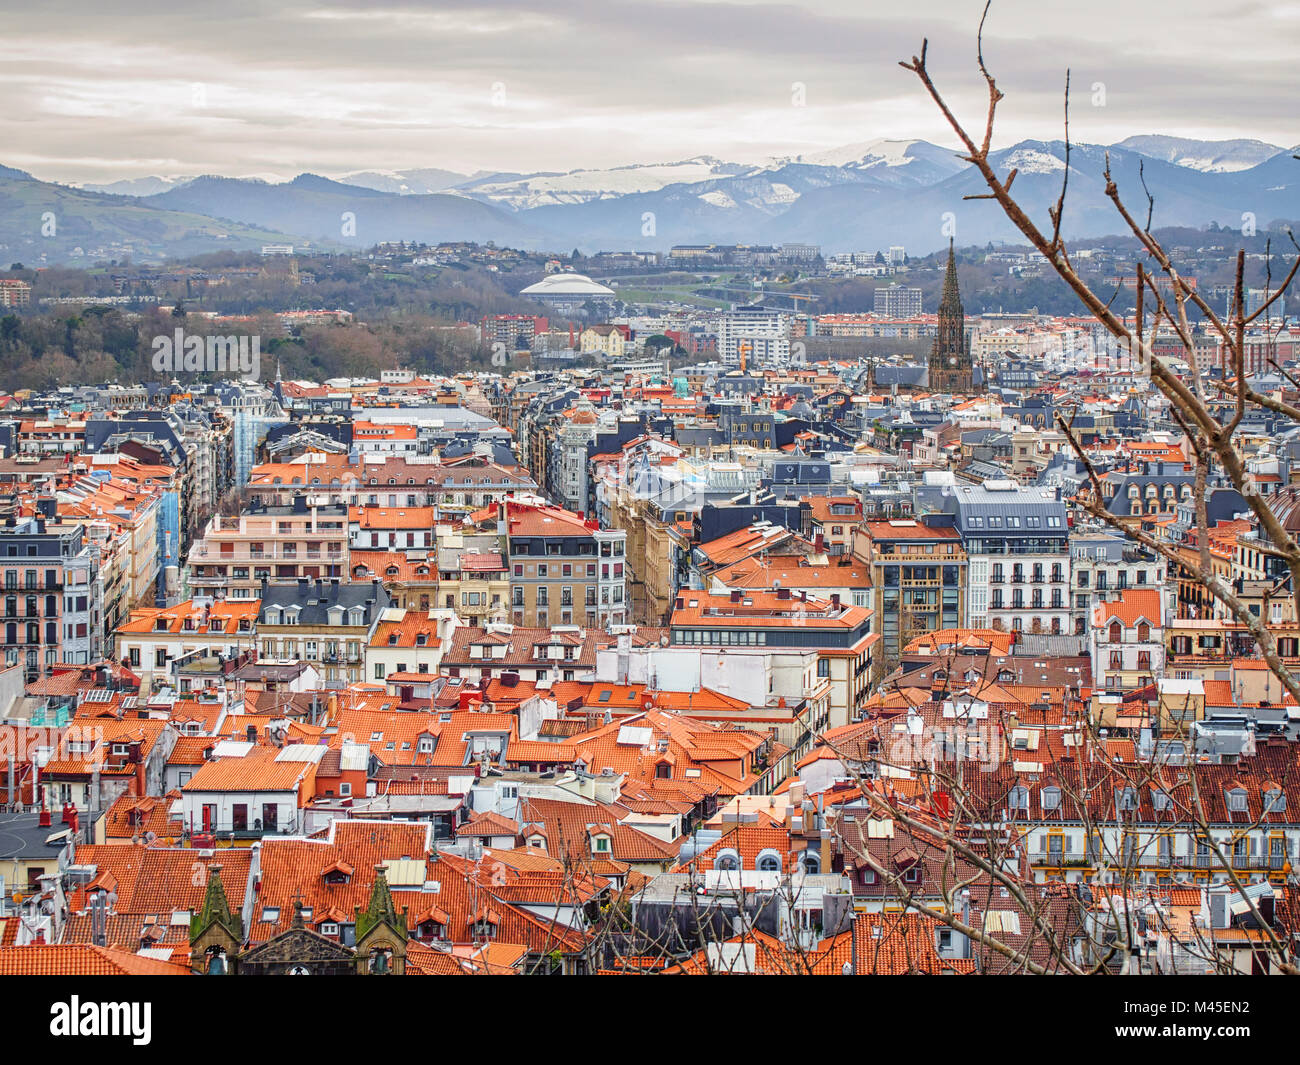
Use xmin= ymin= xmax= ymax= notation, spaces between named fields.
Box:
xmin=191 ymin=863 xmax=241 ymax=941
xmin=356 ymin=865 xmax=405 ymax=940
xmin=938 ymin=238 xmax=963 ymax=316
xmin=929 ymin=239 xmax=973 ymax=393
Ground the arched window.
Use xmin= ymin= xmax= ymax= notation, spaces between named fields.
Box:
xmin=755 ymin=850 xmax=782 ymax=872
xmin=715 ymin=851 xmax=740 ymax=872
xmin=1137 ymin=622 xmax=1150 ymax=642
xmin=801 ymin=851 xmax=821 ymax=874
xmin=1108 ymin=621 xmax=1122 ymax=643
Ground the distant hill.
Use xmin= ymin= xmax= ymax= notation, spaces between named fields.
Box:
xmin=0 ymin=169 xmax=301 ymax=265
xmin=145 ymin=173 xmax=554 ymax=249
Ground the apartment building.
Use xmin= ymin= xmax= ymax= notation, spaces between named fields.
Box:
xmin=1090 ymin=587 xmax=1166 ymax=692
xmin=716 ymin=306 xmax=791 ymax=366
xmin=116 ymin=598 xmax=260 ymax=694
xmin=245 ymin=457 xmax=536 ymax=511
xmin=505 ymin=502 xmax=628 ymax=628
xmin=365 ymin=607 xmax=457 ymax=686
xmin=669 ymin=588 xmax=876 ymax=729
xmin=952 ymin=481 xmax=1070 ymax=635
xmin=853 ymin=518 xmax=967 ymax=674
xmin=187 ymin=497 xmax=348 ymax=599
xmin=0 ymin=279 xmax=32 ymax=307
xmin=1070 ymin=531 xmax=1169 ymax=637
xmin=349 ymin=505 xmax=433 ymax=551
xmin=256 ymin=578 xmax=390 ymax=687
xmin=0 ymin=513 xmax=100 ymax=679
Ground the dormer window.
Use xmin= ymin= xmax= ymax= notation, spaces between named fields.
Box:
xmin=1227 ymin=788 xmax=1248 ymax=813
xmin=1265 ymin=789 xmax=1286 ymax=813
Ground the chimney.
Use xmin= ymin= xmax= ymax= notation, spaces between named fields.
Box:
xmin=246 ymin=724 xmax=257 ymax=744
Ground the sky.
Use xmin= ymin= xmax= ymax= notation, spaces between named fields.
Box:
xmin=2 ymin=0 xmax=1297 ymax=185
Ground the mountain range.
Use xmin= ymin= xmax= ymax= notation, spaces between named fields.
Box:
xmin=6 ymin=136 xmax=1298 ymax=265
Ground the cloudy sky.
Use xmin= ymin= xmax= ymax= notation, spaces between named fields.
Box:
xmin=3 ymin=0 xmax=1296 ymax=185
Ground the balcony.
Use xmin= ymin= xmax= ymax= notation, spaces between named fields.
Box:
xmin=190 ymin=819 xmax=300 ymax=841
xmin=1032 ymin=851 xmax=1089 ymax=865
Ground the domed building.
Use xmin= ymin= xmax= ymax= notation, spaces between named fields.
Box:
xmin=519 ymin=272 xmax=616 ymax=315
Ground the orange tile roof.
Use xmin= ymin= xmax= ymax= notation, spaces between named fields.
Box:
xmin=1092 ymin=587 xmax=1163 ymax=628
xmin=117 ymin=599 xmax=260 ymax=636
xmin=68 ymin=844 xmax=254 ymax=915
xmin=182 ymin=745 xmax=317 ymax=794
xmin=350 ymin=505 xmax=435 ymax=529
xmin=0 ymin=944 xmax=191 ymax=975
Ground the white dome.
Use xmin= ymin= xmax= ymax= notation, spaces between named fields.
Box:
xmin=519 ymin=272 xmax=615 ymax=297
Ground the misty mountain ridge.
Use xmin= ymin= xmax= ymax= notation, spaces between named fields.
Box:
xmin=3 ymin=135 xmax=1297 ymax=263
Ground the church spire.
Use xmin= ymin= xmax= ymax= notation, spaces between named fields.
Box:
xmin=191 ymin=863 xmax=241 ymax=941
xmin=929 ymin=239 xmax=974 ymax=393
xmin=356 ymin=865 xmax=405 ymax=940
xmin=939 ymin=238 xmax=963 ymax=316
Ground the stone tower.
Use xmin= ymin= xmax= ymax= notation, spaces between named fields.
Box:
xmin=928 ymin=241 xmax=976 ymax=394
xmin=189 ymin=864 xmax=243 ymax=974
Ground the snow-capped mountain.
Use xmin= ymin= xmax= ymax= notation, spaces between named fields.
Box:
xmin=1116 ymin=136 xmax=1285 ymax=173
xmin=27 ymin=134 xmax=1298 ymax=260
xmin=79 ymin=176 xmax=196 ymax=197
xmin=771 ymin=138 xmax=968 ymax=187
xmin=453 ymin=157 xmax=754 ymax=210
xmin=335 ymin=168 xmax=469 ymax=195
